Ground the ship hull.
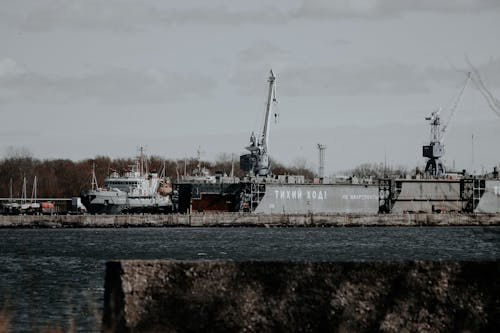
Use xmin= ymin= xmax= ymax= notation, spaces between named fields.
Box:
xmin=81 ymin=190 xmax=172 ymax=214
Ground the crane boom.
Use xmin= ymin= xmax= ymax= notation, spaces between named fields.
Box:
xmin=466 ymin=58 xmax=500 ymax=118
xmin=440 ymin=71 xmax=471 ymax=140
xmin=260 ymin=70 xmax=276 ymax=151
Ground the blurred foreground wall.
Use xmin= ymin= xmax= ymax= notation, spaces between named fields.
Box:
xmin=102 ymin=260 xmax=499 ymax=332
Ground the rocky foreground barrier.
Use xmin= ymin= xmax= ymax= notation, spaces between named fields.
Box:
xmin=102 ymin=260 xmax=500 ymax=332
xmin=1 ymin=212 xmax=500 ymax=228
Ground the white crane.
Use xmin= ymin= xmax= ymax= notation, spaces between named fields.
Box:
xmin=240 ymin=70 xmax=278 ymax=177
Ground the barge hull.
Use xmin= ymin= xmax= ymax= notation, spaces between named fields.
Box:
xmin=253 ymin=184 xmax=379 ymax=214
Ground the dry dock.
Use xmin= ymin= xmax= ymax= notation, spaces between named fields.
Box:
xmin=0 ymin=213 xmax=499 ymax=228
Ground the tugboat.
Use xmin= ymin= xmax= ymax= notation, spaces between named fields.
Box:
xmin=81 ymin=148 xmax=173 ymax=214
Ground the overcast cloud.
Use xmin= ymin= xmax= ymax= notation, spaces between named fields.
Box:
xmin=3 ymin=0 xmax=499 ymax=33
xmin=0 ymin=59 xmax=216 ymax=105
xmin=294 ymin=0 xmax=500 ymax=19
xmin=2 ymin=0 xmax=289 ymax=32
xmin=0 ymin=0 xmax=499 ymax=174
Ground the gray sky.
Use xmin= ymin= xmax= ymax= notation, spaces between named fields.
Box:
xmin=1 ymin=0 xmax=499 ymax=174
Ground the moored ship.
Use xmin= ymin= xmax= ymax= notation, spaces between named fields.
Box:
xmin=173 ymin=152 xmax=241 ymax=213
xmin=81 ymin=148 xmax=173 ymax=214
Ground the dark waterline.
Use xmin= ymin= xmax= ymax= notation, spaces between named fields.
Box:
xmin=1 ymin=226 xmax=499 ymax=332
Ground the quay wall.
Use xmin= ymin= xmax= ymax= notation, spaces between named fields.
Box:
xmin=102 ymin=260 xmax=500 ymax=332
xmin=0 ymin=213 xmax=500 ymax=228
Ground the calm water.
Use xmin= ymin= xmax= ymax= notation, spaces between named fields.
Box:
xmin=1 ymin=226 xmax=499 ymax=332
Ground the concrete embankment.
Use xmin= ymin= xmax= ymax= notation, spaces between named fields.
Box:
xmin=0 ymin=213 xmax=500 ymax=228
xmin=102 ymin=260 xmax=500 ymax=332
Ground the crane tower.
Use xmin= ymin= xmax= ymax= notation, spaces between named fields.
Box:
xmin=423 ymin=72 xmax=471 ymax=177
xmin=423 ymin=109 xmax=446 ymax=177
xmin=240 ymin=70 xmax=278 ymax=177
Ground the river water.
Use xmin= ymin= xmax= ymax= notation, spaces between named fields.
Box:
xmin=0 ymin=226 xmax=499 ymax=332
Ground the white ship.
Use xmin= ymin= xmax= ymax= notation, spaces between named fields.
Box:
xmin=81 ymin=148 xmax=173 ymax=214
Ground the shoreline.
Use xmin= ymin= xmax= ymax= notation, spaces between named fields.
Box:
xmin=0 ymin=212 xmax=499 ymax=228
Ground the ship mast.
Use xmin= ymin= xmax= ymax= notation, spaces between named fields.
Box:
xmin=31 ymin=176 xmax=37 ymax=203
xmin=240 ymin=70 xmax=278 ymax=177
xmin=9 ymin=178 xmax=13 ymax=203
xmin=139 ymin=146 xmax=145 ymax=175
xmin=91 ymin=162 xmax=99 ymax=190
xmin=21 ymin=176 xmax=27 ymax=204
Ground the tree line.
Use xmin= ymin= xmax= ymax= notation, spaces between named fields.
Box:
xmin=1 ymin=149 xmax=418 ymax=199
xmin=0 ymin=151 xmax=316 ymax=198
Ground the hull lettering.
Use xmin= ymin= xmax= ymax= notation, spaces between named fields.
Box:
xmin=275 ymin=189 xmax=326 ymax=201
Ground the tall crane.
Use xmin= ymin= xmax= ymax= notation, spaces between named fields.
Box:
xmin=423 ymin=72 xmax=471 ymax=177
xmin=423 ymin=108 xmax=446 ymax=177
xmin=240 ymin=70 xmax=278 ymax=177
